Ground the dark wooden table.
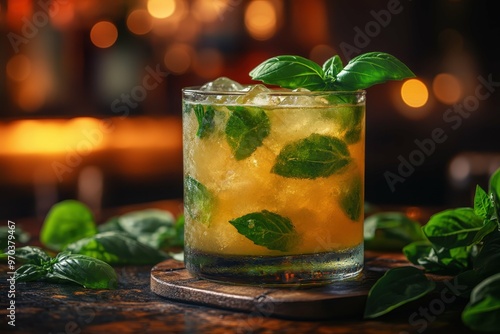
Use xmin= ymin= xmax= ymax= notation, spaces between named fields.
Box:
xmin=0 ymin=201 xmax=475 ymax=333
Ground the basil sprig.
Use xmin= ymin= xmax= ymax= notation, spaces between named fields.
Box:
xmin=250 ymin=52 xmax=415 ymax=91
xmin=12 ymin=246 xmax=117 ymax=289
xmin=363 ymin=167 xmax=500 ymax=332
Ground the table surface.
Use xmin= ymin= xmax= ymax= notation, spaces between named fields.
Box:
xmin=0 ymin=200 xmax=475 ymax=334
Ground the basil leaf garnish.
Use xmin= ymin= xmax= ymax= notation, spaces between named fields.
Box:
xmin=322 ymin=55 xmax=343 ymax=79
xmin=184 ymin=176 xmax=214 ymax=226
xmin=194 ymin=104 xmax=216 ymax=138
xmin=339 ymin=173 xmax=363 ymax=221
xmin=229 ymin=210 xmax=299 ymax=252
xmin=272 ymin=134 xmax=351 ymax=179
xmin=364 ymin=266 xmax=436 ymax=319
xmin=249 ymin=55 xmax=327 ymax=91
xmin=225 ymin=106 xmax=270 ymax=160
xmin=334 ymin=52 xmax=415 ymax=90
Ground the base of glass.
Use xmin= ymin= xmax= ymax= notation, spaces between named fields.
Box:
xmin=185 ymin=244 xmax=364 ymax=287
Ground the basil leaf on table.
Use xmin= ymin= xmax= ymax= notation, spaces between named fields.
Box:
xmin=473 ymin=185 xmax=494 ymax=219
xmin=49 ymin=252 xmax=117 ymax=289
xmin=364 ymin=266 xmax=436 ymax=319
xmin=403 ymin=242 xmax=473 ymax=275
xmin=462 ymin=273 xmax=500 ymax=332
xmin=249 ymin=55 xmax=327 ymax=91
xmin=364 ymin=212 xmax=425 ymax=251
xmin=225 ymin=106 xmax=270 ymax=160
xmin=333 ymin=52 xmax=415 ymax=91
xmin=14 ymin=264 xmax=49 ymax=281
xmin=40 ymin=200 xmax=97 ymax=251
xmin=64 ymin=231 xmax=169 ymax=265
xmin=115 ymin=209 xmax=179 ymax=249
xmin=422 ymin=208 xmax=484 ymax=249
xmin=10 ymin=246 xmax=52 ymax=265
xmin=229 ymin=210 xmax=299 ymax=252
xmin=272 ymin=134 xmax=351 ymax=179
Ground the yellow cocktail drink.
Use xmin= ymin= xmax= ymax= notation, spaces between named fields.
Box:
xmin=183 ymin=79 xmax=365 ymax=285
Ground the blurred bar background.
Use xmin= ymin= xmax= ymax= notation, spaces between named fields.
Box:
xmin=1 ymin=0 xmax=499 ymax=220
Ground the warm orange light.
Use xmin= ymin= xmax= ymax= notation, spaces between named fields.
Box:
xmin=50 ymin=0 xmax=75 ymax=28
xmin=164 ymin=44 xmax=193 ymax=74
xmin=18 ymin=80 xmax=46 ymax=112
xmin=127 ymin=9 xmax=153 ymax=35
xmin=147 ymin=0 xmax=176 ymax=19
xmin=6 ymin=0 xmax=32 ymax=29
xmin=192 ymin=0 xmax=228 ymax=23
xmin=244 ymin=0 xmax=277 ymax=41
xmin=401 ymin=79 xmax=429 ymax=108
xmin=432 ymin=73 xmax=462 ymax=104
xmin=90 ymin=21 xmax=118 ymax=49
xmin=192 ymin=48 xmax=223 ymax=79
xmin=0 ymin=117 xmax=182 ymax=156
xmin=6 ymin=54 xmax=31 ymax=82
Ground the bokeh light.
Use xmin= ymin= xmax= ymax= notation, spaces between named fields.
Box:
xmin=432 ymin=73 xmax=462 ymax=105
xmin=6 ymin=54 xmax=31 ymax=82
xmin=192 ymin=0 xmax=227 ymax=23
xmin=90 ymin=21 xmax=118 ymax=48
xmin=127 ymin=9 xmax=153 ymax=35
xmin=244 ymin=0 xmax=277 ymax=41
xmin=147 ymin=0 xmax=176 ymax=19
xmin=164 ymin=44 xmax=193 ymax=74
xmin=401 ymin=79 xmax=429 ymax=108
xmin=192 ymin=48 xmax=223 ymax=79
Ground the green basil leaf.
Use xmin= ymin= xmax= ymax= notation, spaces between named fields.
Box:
xmin=64 ymin=231 xmax=168 ymax=265
xmin=50 ymin=252 xmax=117 ymax=289
xmin=10 ymin=246 xmax=52 ymax=265
xmin=321 ymin=105 xmax=364 ymax=145
xmin=489 ymin=168 xmax=500 ymax=222
xmin=364 ymin=266 xmax=435 ymax=318
xmin=174 ymin=214 xmax=185 ymax=247
xmin=249 ymin=55 xmax=326 ymax=90
xmin=194 ymin=104 xmax=216 ymax=138
xmin=40 ymin=200 xmax=97 ymax=251
xmin=474 ymin=231 xmax=500 ymax=278
xmin=116 ymin=209 xmax=177 ymax=249
xmin=462 ymin=273 xmax=500 ymax=332
xmin=225 ymin=106 xmax=270 ymax=160
xmin=229 ymin=210 xmax=299 ymax=252
xmin=98 ymin=216 xmax=123 ymax=233
xmin=334 ymin=52 xmax=415 ymax=90
xmin=416 ymin=245 xmax=473 ymax=275
xmin=184 ymin=176 xmax=214 ymax=226
xmin=14 ymin=264 xmax=48 ymax=282
xmin=339 ymin=173 xmax=363 ymax=221
xmin=323 ymin=55 xmax=344 ymax=79
xmin=474 ymin=185 xmax=494 ymax=219
xmin=364 ymin=212 xmax=425 ymax=251
xmin=471 ymin=218 xmax=497 ymax=245
xmin=422 ymin=208 xmax=484 ymax=248
xmin=0 ymin=226 xmax=30 ymax=251
xmin=272 ymin=134 xmax=351 ymax=179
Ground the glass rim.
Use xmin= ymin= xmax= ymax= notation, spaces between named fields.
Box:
xmin=182 ymin=86 xmax=366 ymax=96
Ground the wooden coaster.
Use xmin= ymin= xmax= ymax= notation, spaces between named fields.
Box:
xmin=150 ymin=253 xmax=409 ymax=320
